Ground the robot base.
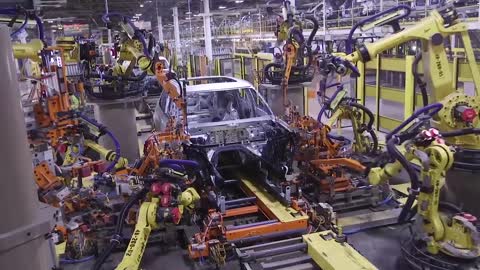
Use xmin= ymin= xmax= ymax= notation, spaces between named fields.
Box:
xmin=401 ymin=234 xmax=480 ymax=270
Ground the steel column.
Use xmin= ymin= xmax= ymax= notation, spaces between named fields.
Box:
xmin=0 ymin=26 xmax=54 ymax=270
xmin=157 ymin=16 xmax=164 ymax=42
xmin=322 ymin=0 xmax=326 ymax=36
xmin=203 ymin=0 xmax=213 ymax=63
xmin=173 ymin=7 xmax=182 ymax=63
xmin=375 ymin=54 xmax=381 ymax=130
xmin=404 ymin=55 xmax=415 ymax=118
xmin=93 ymin=99 xmax=140 ymax=162
xmin=105 ymin=0 xmax=112 ymax=44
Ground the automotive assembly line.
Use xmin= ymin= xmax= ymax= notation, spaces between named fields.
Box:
xmin=1 ymin=1 xmax=480 ymax=270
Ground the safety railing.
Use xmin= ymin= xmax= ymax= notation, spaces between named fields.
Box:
xmin=170 ymin=3 xmax=480 ymax=41
xmin=356 ymin=49 xmax=480 ymax=132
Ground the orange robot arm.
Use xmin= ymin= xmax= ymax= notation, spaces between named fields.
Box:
xmin=155 ymin=62 xmax=187 ymax=128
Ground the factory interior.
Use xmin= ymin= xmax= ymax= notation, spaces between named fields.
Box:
xmin=3 ymin=0 xmax=480 ymax=269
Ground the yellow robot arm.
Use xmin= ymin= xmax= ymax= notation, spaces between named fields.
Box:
xmin=343 ymin=7 xmax=480 ymax=148
xmin=84 ymin=139 xmax=128 ymax=169
xmin=115 ymin=198 xmax=160 ymax=270
xmin=115 ymin=188 xmax=200 ymax=270
xmin=12 ymin=38 xmax=44 ymax=62
xmin=344 ymin=8 xmax=480 ymax=100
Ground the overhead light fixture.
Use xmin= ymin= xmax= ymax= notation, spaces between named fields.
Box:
xmin=139 ymin=4 xmax=144 ymax=7
xmin=235 ymin=0 xmax=244 ymax=3
xmin=185 ymin=11 xmax=192 ymax=15
xmin=47 ymin=20 xmax=54 ymax=23
xmin=219 ymin=5 xmax=226 ymax=9
xmin=135 ymin=13 xmax=142 ymax=17
xmin=193 ymin=14 xmax=201 ymax=17
xmin=185 ymin=17 xmax=191 ymax=20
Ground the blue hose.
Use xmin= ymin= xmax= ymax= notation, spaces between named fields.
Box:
xmin=159 ymin=159 xmax=200 ymax=169
xmin=31 ymin=13 xmax=45 ymax=42
xmin=80 ymin=114 xmax=121 ymax=172
xmin=346 ymin=5 xmax=412 ymax=54
xmin=60 ymin=255 xmax=95 ymax=264
xmin=386 ymin=103 xmax=443 ymax=141
xmin=161 ymin=163 xmax=184 ymax=171
xmin=327 ymin=133 xmax=352 ymax=146
xmin=317 ymin=84 xmax=344 ymax=123
xmin=0 ymin=8 xmax=28 ymax=38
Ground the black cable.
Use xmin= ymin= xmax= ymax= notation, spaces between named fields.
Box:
xmin=400 ymin=195 xmax=417 ymax=222
xmin=346 ymin=101 xmax=378 ymax=153
xmin=347 ymin=102 xmax=374 ymax=129
xmin=92 ymin=188 xmax=148 ymax=270
xmin=368 ymin=129 xmax=379 ymax=154
xmin=305 ymin=16 xmax=319 ymax=48
xmin=441 ymin=128 xmax=480 ymax=137
xmin=412 ymin=53 xmax=428 ymax=107
xmin=386 ymin=136 xmax=420 ymax=223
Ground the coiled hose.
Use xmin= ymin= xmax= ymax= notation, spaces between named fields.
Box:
xmin=263 ymin=16 xmax=318 ymax=84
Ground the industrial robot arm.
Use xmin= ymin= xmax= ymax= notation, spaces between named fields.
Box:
xmin=115 ymin=198 xmax=159 ymax=270
xmin=319 ymin=84 xmax=378 ymax=154
xmin=367 ymin=104 xmax=480 ymax=259
xmin=103 ymin=13 xmax=153 ymax=77
xmin=342 ymin=5 xmax=480 ymax=148
xmin=115 ymin=186 xmax=200 ymax=270
xmin=83 ymin=140 xmax=128 ymax=170
xmin=155 ymin=62 xmax=187 ymax=129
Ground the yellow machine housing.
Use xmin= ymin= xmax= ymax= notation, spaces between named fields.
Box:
xmin=344 ymin=8 xmax=480 ymax=148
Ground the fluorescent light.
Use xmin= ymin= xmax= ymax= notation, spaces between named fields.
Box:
xmin=218 ymin=5 xmax=226 ymax=9
xmin=135 ymin=13 xmax=142 ymax=16
xmin=193 ymin=14 xmax=201 ymax=17
xmin=47 ymin=20 xmax=54 ymax=23
xmin=139 ymin=4 xmax=144 ymax=7
xmin=185 ymin=11 xmax=192 ymax=15
xmin=235 ymin=0 xmax=244 ymax=3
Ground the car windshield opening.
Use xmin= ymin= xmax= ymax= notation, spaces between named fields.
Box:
xmin=186 ymin=88 xmax=272 ymax=124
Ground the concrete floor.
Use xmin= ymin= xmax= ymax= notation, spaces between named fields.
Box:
xmin=63 ymin=223 xmax=414 ymax=270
